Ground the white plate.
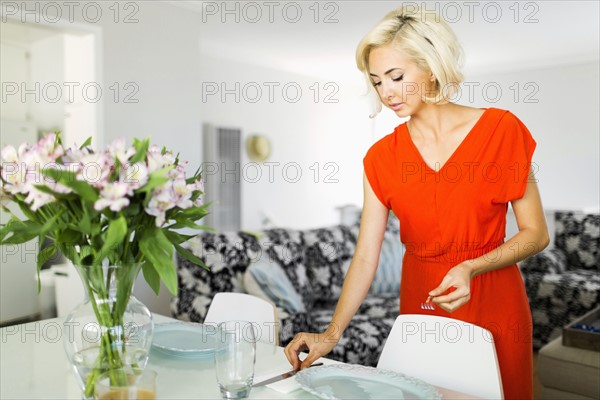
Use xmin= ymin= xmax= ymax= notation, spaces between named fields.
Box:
xmin=295 ymin=364 xmax=442 ymax=400
xmin=151 ymin=322 xmax=218 ymax=358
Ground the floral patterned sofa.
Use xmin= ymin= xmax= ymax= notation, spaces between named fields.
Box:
xmin=171 ymin=214 xmax=403 ymax=366
xmin=520 ymin=211 xmax=600 ymax=349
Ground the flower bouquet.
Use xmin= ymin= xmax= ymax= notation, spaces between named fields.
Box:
xmin=0 ymin=133 xmax=209 ymax=397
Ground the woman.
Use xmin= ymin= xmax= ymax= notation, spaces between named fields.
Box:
xmin=284 ymin=5 xmax=549 ymax=399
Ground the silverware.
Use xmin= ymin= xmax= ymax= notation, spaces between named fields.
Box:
xmin=253 ymin=362 xmax=324 ymax=387
xmin=420 ymin=297 xmax=435 ymax=310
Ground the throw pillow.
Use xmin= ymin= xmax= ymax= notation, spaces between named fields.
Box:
xmin=244 ymin=253 xmax=306 ymax=313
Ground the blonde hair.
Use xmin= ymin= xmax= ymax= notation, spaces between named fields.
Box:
xmin=356 ymin=5 xmax=464 ymax=117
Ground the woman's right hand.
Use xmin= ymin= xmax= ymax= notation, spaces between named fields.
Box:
xmin=283 ymin=331 xmax=339 ymax=370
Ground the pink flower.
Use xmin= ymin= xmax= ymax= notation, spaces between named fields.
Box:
xmin=94 ymin=182 xmax=130 ymax=212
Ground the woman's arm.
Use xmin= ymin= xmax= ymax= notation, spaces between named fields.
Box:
xmin=283 ymin=173 xmax=389 ymax=369
xmin=429 ymin=173 xmax=550 ymax=312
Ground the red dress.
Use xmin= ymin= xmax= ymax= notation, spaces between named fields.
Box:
xmin=364 ymin=108 xmax=535 ymax=399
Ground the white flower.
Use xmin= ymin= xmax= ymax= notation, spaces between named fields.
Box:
xmin=172 ymin=179 xmax=193 ymax=209
xmin=77 ymin=152 xmax=113 ymax=187
xmin=193 ymin=179 xmax=204 ymax=206
xmin=1 ymin=144 xmax=19 ymax=163
xmin=147 ymin=145 xmax=175 ymax=172
xmin=108 ymin=138 xmax=135 ymax=164
xmin=35 ymin=133 xmax=63 ymax=161
xmin=121 ymin=162 xmax=148 ymax=191
xmin=145 ymin=187 xmax=175 ymax=226
xmin=1 ymin=144 xmax=35 ymax=195
xmin=63 ymin=146 xmax=90 ymax=164
xmin=24 ymin=185 xmax=54 ymax=211
xmin=94 ymin=182 xmax=130 ymax=212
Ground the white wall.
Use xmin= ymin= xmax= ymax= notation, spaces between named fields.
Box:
xmin=32 ymin=1 xmax=597 ymax=229
xmin=197 ymin=55 xmax=373 ymax=229
xmin=466 ymin=61 xmax=600 ymax=212
xmin=49 ymin=2 xmax=374 ymax=230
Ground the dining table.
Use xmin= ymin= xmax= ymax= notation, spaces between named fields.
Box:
xmin=0 ymin=314 xmax=480 ymax=399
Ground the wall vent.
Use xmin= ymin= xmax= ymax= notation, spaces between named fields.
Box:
xmin=202 ymin=123 xmax=242 ymax=231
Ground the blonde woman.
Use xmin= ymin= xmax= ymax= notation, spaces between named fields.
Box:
xmin=284 ymin=5 xmax=549 ymax=399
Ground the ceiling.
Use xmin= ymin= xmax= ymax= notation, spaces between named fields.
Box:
xmin=170 ymin=0 xmax=599 ymax=81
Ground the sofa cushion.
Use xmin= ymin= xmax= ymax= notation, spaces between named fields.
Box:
xmin=308 ymin=305 xmax=396 ymax=367
xmin=258 ymin=228 xmax=313 ymax=306
xmin=303 ymin=225 xmax=357 ymax=303
xmin=523 ymin=268 xmax=600 ymax=349
xmin=172 ymin=231 xmax=261 ymax=322
xmin=554 ymin=212 xmax=600 ymax=271
xmin=520 ymin=247 xmax=568 ymax=274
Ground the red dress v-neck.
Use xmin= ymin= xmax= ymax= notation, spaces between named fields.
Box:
xmin=364 ymin=108 xmax=536 ymax=399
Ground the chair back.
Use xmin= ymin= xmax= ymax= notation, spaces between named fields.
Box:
xmin=204 ymin=292 xmax=279 ymax=345
xmin=377 ymin=314 xmax=503 ymax=399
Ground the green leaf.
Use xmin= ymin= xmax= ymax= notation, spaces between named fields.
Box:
xmin=141 ymin=260 xmax=161 ymax=295
xmin=139 ymin=166 xmax=173 ymax=194
xmin=0 ymin=219 xmax=42 ymax=244
xmin=177 ymin=204 xmax=210 ymax=220
xmin=17 ymin=202 xmax=41 ymax=224
xmin=38 ymin=209 xmax=63 ymax=237
xmin=130 ymin=138 xmax=150 ymax=163
xmin=79 ymin=136 xmax=92 ymax=149
xmin=42 ymin=168 xmax=98 ymax=202
xmin=36 ymin=243 xmax=57 ymax=292
xmin=57 ymin=228 xmax=82 ymax=243
xmin=173 ymin=243 xmax=209 ymax=271
xmin=163 ymin=229 xmax=197 ymax=245
xmin=33 ymin=184 xmax=77 ymax=200
xmin=165 ymin=219 xmax=211 ymax=231
xmin=139 ymin=227 xmax=177 ymax=296
xmin=78 ymin=205 xmax=93 ymax=235
xmin=94 ymin=215 xmax=127 ymax=265
xmin=36 ymin=243 xmax=57 ymax=270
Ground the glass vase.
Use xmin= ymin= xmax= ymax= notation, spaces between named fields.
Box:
xmin=63 ymin=263 xmax=154 ymax=399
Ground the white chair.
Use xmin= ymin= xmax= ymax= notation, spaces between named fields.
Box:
xmin=204 ymin=292 xmax=279 ymax=345
xmin=377 ymin=314 xmax=504 ymax=399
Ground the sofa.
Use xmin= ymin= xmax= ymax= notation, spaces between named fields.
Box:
xmin=519 ymin=211 xmax=600 ymax=349
xmin=171 ymin=212 xmax=404 ymax=366
xmin=171 ymin=208 xmax=600 ymax=365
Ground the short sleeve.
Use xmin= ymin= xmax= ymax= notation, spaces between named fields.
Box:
xmin=492 ymin=112 xmax=537 ymax=203
xmin=363 ymin=138 xmax=392 ymax=209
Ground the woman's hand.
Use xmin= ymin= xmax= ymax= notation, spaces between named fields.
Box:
xmin=283 ymin=330 xmax=339 ymax=371
xmin=428 ymin=262 xmax=474 ymax=313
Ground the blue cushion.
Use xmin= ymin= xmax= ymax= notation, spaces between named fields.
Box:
xmin=370 ymin=231 xmax=403 ymax=295
xmin=246 ymin=256 xmax=306 ymax=313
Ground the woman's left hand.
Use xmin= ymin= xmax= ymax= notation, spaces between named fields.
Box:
xmin=427 ymin=262 xmax=474 ymax=313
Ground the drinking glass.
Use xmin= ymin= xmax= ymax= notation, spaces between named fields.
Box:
xmin=214 ymin=321 xmax=257 ymax=399
xmin=94 ymin=368 xmax=157 ymax=400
